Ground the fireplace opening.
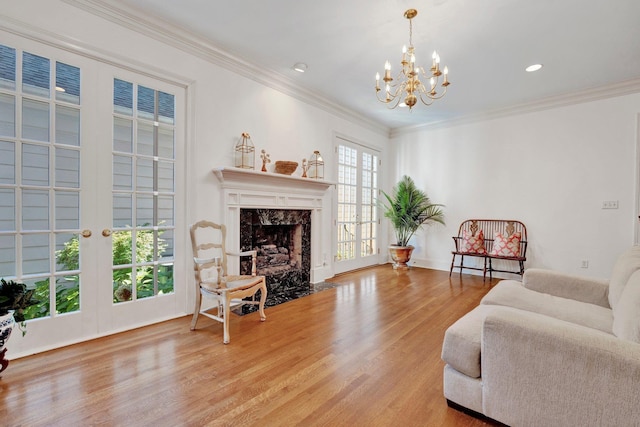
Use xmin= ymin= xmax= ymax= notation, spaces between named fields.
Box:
xmin=253 ymin=224 xmax=303 ymax=275
xmin=239 ymin=209 xmax=311 ymax=311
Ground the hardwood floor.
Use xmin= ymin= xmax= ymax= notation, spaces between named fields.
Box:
xmin=1 ymin=266 xmax=502 ymax=426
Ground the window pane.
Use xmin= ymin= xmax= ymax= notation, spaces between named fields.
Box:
xmin=157 ymin=195 xmax=174 ymax=226
xmin=23 ymin=52 xmax=50 ymax=98
xmin=55 ymin=147 xmax=80 ymax=188
xmin=55 ymin=190 xmax=79 ymax=229
xmin=55 ymin=61 xmax=80 ymax=104
xmin=157 ymin=161 xmax=174 ymax=192
xmin=114 ymin=78 xmax=133 ymax=116
xmin=0 ymin=140 xmax=15 ymax=184
xmin=112 ymin=231 xmax=132 ymax=266
xmin=158 ymin=91 xmax=174 ymax=124
xmin=23 ymin=277 xmax=49 ymax=319
xmin=136 ymin=194 xmax=153 ymax=227
xmin=56 ymin=233 xmax=78 ymax=271
xmin=114 ymin=117 xmax=133 ymax=153
xmin=22 ymin=189 xmax=49 ymax=230
xmin=55 ymin=105 xmax=80 ymax=146
xmin=158 ymin=264 xmax=174 ymax=295
xmin=158 ymin=126 xmax=174 ymax=159
xmin=137 ymin=121 xmax=153 ymax=156
xmin=56 ymin=274 xmax=79 ymax=314
xmin=136 ymin=158 xmax=153 ymax=191
xmin=0 ymin=235 xmax=15 ymax=277
xmin=113 ymin=268 xmax=133 ymax=303
xmin=0 ymin=93 xmax=15 ymax=137
xmin=159 ymin=229 xmax=174 ymax=259
xmin=0 ymin=188 xmax=15 ymax=231
xmin=113 ymin=155 xmax=132 ymax=190
xmin=0 ymin=44 xmax=16 ymax=90
xmin=22 ymin=143 xmax=49 ymax=186
xmin=113 ymin=193 xmax=132 ymax=228
xmin=22 ymin=98 xmax=50 ymax=141
xmin=22 ymin=233 xmax=50 ymax=275
xmin=137 ymin=85 xmax=155 ymax=120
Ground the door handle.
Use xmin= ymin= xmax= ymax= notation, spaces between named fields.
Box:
xmin=81 ymin=229 xmax=92 ymax=238
xmin=102 ymin=229 xmax=112 ymax=237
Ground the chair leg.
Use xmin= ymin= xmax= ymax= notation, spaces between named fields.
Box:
xmin=258 ymin=281 xmax=267 ymax=322
xmin=223 ymin=293 xmax=232 ymax=344
xmin=459 ymin=255 xmax=464 ymax=276
xmin=190 ymin=290 xmax=202 ymax=331
xmin=449 ymin=254 xmax=456 ymax=277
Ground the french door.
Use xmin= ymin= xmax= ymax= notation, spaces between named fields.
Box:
xmin=0 ymin=34 xmax=185 ymax=356
xmin=334 ymin=137 xmax=380 ymax=274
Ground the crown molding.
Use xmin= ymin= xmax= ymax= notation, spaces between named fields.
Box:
xmin=391 ymin=77 xmax=640 ymax=137
xmin=62 ymin=0 xmax=390 ymax=137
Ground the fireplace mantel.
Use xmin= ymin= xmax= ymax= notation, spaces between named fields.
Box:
xmin=213 ymin=167 xmax=334 ymax=195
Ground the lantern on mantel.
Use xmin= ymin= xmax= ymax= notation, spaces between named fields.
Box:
xmin=308 ymin=150 xmax=324 ymax=179
xmin=235 ymin=132 xmax=255 ymax=169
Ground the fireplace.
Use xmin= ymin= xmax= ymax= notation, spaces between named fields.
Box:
xmin=213 ymin=166 xmax=333 ymax=293
xmin=240 ymin=209 xmax=311 ymax=309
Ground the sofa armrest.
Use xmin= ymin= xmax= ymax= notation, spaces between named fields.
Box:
xmin=481 ymin=307 xmax=640 ymax=426
xmin=522 ymin=268 xmax=610 ymax=308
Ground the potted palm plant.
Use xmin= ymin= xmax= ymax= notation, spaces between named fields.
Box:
xmin=380 ymin=175 xmax=445 ymax=270
xmin=0 ymin=278 xmax=38 ymax=373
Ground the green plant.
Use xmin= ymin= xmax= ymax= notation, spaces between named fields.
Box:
xmin=0 ymin=278 xmax=39 ymax=335
xmin=379 ymin=175 xmax=445 ymax=246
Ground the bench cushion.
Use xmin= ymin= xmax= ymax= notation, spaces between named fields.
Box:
xmin=481 ymin=280 xmax=614 ymax=334
xmin=489 ymin=232 xmax=521 ymax=257
xmin=460 ymin=229 xmax=487 ymax=254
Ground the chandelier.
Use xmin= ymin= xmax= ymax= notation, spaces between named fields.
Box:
xmin=375 ymin=9 xmax=450 ymax=110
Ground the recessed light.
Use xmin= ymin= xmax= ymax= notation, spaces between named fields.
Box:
xmin=293 ymin=62 xmax=307 ymax=73
xmin=525 ymin=64 xmax=543 ymax=72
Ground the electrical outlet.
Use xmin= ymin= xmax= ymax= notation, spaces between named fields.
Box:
xmin=581 ymin=260 xmax=589 ymax=268
xmin=602 ymin=200 xmax=619 ymax=209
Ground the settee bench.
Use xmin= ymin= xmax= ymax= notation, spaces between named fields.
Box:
xmin=449 ymin=219 xmax=527 ymax=280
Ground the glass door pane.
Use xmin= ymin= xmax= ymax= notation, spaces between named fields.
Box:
xmin=334 ymin=138 xmax=380 ymax=274
xmin=112 ymin=78 xmax=175 ymax=304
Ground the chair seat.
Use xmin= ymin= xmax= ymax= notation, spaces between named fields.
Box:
xmin=201 ymin=275 xmax=264 ymax=293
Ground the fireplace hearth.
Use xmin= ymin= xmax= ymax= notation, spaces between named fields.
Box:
xmin=239 ymin=208 xmax=311 ymax=313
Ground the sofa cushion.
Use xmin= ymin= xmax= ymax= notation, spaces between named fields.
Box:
xmin=481 ymin=280 xmax=614 ymax=334
xmin=441 ymin=305 xmax=515 ymax=378
xmin=608 ymin=245 xmax=640 ymax=310
xmin=612 ymin=269 xmax=640 ymax=343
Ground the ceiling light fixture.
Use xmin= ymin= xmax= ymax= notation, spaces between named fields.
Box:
xmin=375 ymin=8 xmax=450 ymax=110
xmin=525 ymin=64 xmax=543 ymax=72
xmin=293 ymin=62 xmax=307 ymax=73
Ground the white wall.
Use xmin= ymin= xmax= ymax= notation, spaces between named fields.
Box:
xmin=391 ymin=94 xmax=640 ymax=279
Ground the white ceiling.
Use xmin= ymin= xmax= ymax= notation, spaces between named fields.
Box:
xmin=99 ymin=0 xmax=640 ymax=130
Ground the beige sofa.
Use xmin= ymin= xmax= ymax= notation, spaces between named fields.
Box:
xmin=442 ymin=246 xmax=640 ymax=426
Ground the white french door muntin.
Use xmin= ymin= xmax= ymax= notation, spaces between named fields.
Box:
xmin=333 ymin=135 xmax=381 ymax=274
xmin=3 ymin=31 xmax=187 ymax=357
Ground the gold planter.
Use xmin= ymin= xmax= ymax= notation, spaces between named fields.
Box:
xmin=388 ymin=245 xmax=414 ymax=270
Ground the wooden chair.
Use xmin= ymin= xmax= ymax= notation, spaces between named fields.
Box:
xmin=189 ymin=220 xmax=267 ymax=344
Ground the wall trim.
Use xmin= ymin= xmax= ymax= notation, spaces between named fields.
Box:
xmin=391 ymin=78 xmax=640 ymax=137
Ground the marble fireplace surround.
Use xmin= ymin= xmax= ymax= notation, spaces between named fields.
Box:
xmin=213 ymin=167 xmax=333 ymax=284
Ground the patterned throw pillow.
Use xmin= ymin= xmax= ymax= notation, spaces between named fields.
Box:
xmin=460 ymin=229 xmax=487 ymax=254
xmin=489 ymin=232 xmax=521 ymax=257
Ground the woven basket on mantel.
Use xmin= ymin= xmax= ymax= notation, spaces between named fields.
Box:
xmin=274 ymin=161 xmax=298 ymax=175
